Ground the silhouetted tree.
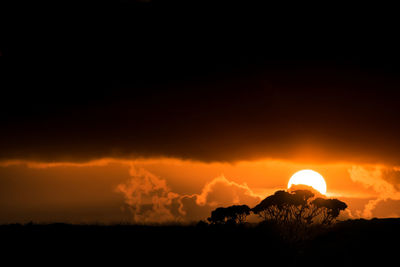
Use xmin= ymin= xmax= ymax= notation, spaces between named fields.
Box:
xmin=208 ymin=205 xmax=251 ymax=224
xmin=252 ymin=189 xmax=347 ymax=226
xmin=229 ymin=205 xmax=251 ymax=223
xmin=311 ymin=198 xmax=347 ymax=225
xmin=207 ymin=207 xmax=227 ymax=224
xmin=252 ymin=190 xmax=291 ymax=222
xmin=252 ymin=190 xmax=314 ymax=224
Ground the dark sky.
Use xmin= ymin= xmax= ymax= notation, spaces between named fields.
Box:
xmin=2 ymin=1 xmax=400 ymax=164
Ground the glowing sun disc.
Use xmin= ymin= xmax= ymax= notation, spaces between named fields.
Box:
xmin=288 ymin=169 xmax=327 ymax=195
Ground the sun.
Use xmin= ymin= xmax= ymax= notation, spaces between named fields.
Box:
xmin=288 ymin=169 xmax=327 ymax=195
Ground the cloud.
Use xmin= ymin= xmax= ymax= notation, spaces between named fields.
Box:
xmin=381 ymin=167 xmax=400 ymax=192
xmin=348 ymin=166 xmax=400 ymax=218
xmin=115 ymin=166 xmax=182 ymax=223
xmin=195 ymin=175 xmax=261 ymax=207
xmin=116 ymin=166 xmax=261 ymax=223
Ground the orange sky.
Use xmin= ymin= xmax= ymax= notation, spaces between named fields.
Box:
xmin=1 ymin=157 xmax=399 ymax=224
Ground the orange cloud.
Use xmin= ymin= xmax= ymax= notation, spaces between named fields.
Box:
xmin=116 ymin=166 xmax=261 ymax=223
xmin=348 ymin=166 xmax=400 ymax=217
xmin=195 ymin=175 xmax=261 ymax=207
xmin=2 ymin=157 xmax=400 ymax=222
xmin=116 ymin=166 xmax=182 ymax=223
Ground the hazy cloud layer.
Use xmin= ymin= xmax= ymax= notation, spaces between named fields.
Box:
xmin=116 ymin=166 xmax=261 ymax=223
xmin=348 ymin=166 xmax=400 ymax=218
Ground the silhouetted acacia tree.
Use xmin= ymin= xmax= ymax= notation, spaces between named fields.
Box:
xmin=252 ymin=190 xmax=347 ymax=226
xmin=208 ymin=205 xmax=251 ymax=224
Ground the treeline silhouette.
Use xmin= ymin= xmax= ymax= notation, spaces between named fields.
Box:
xmin=208 ymin=189 xmax=347 ymax=225
xmin=207 ymin=188 xmax=347 ymax=241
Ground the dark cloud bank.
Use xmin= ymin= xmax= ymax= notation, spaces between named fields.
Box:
xmin=2 ymin=2 xmax=400 ymax=164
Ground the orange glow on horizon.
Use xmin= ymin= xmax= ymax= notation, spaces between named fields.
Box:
xmin=0 ymin=156 xmax=398 ymax=223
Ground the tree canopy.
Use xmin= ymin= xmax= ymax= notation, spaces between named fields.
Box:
xmin=207 ymin=189 xmax=347 ymax=228
xmin=252 ymin=189 xmax=347 ymax=226
xmin=207 ymin=205 xmax=251 ymax=224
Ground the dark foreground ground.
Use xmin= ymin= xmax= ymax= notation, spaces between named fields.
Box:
xmin=1 ymin=218 xmax=399 ymax=266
